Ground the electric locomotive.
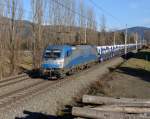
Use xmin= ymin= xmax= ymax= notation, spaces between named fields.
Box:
xmin=41 ymin=45 xmax=98 ymax=78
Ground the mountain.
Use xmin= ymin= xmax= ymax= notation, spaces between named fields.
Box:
xmin=119 ymin=26 xmax=150 ymax=39
xmin=1 ymin=16 xmax=150 ymax=44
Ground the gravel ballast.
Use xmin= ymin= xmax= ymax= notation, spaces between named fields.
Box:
xmin=0 ymin=57 xmax=124 ymax=119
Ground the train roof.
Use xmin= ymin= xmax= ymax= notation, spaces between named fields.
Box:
xmin=46 ymin=44 xmax=96 ymax=51
xmin=46 ymin=45 xmax=72 ymax=51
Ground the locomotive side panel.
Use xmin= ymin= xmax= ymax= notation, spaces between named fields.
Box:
xmin=65 ymin=45 xmax=98 ymax=69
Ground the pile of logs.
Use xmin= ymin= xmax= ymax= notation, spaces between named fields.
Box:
xmin=72 ymin=95 xmax=150 ymax=119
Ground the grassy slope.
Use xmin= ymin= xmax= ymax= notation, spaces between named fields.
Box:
xmin=90 ymin=49 xmax=150 ymax=99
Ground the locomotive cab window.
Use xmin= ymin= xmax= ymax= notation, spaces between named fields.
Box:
xmin=44 ymin=50 xmax=61 ymax=59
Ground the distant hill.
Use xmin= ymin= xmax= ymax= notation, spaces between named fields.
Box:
xmin=1 ymin=16 xmax=150 ymax=44
xmin=0 ymin=17 xmax=99 ymax=45
xmin=118 ymin=26 xmax=150 ymax=39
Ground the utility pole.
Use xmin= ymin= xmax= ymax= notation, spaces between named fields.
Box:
xmin=113 ymin=32 xmax=116 ymax=46
xmin=125 ymin=24 xmax=128 ymax=55
xmin=142 ymin=35 xmax=145 ymax=46
xmin=143 ymin=37 xmax=145 ymax=46
xmin=136 ymin=32 xmax=138 ymax=52
xmin=140 ymin=35 xmax=142 ymax=49
xmin=84 ymin=27 xmax=87 ymax=44
xmin=84 ymin=22 xmax=87 ymax=44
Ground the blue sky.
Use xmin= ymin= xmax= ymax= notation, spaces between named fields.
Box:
xmin=23 ymin=0 xmax=150 ymax=30
xmin=89 ymin=0 xmax=150 ymax=29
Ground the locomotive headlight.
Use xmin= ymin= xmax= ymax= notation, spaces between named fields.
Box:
xmin=56 ymin=59 xmax=64 ymax=68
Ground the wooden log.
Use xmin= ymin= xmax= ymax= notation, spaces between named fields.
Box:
xmin=93 ymin=106 xmax=150 ymax=114
xmin=72 ymin=107 xmax=148 ymax=119
xmin=74 ymin=118 xmax=86 ymax=119
xmin=82 ymin=95 xmax=150 ymax=107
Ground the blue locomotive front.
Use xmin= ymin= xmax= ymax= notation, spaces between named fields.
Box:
xmin=41 ymin=45 xmax=72 ymax=78
xmin=41 ymin=45 xmax=98 ymax=78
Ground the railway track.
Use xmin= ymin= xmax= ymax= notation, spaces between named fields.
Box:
xmin=0 ymin=73 xmax=27 ymax=83
xmin=0 ymin=63 xmax=98 ymax=110
xmin=0 ymin=73 xmax=29 ymax=88
xmin=0 ymin=78 xmax=67 ymax=109
xmin=0 ymin=72 xmax=70 ymax=110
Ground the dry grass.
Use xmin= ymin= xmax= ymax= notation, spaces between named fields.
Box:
xmin=0 ymin=53 xmax=11 ymax=79
xmin=85 ymin=49 xmax=150 ymax=99
xmin=18 ymin=54 xmax=33 ymax=70
xmin=0 ymin=51 xmax=33 ymax=79
xmin=122 ymin=58 xmax=150 ymax=71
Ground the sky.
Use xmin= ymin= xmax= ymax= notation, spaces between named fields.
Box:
xmin=89 ymin=0 xmax=150 ymax=30
xmin=23 ymin=0 xmax=150 ymax=30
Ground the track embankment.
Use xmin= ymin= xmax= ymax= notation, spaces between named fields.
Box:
xmin=0 ymin=57 xmax=124 ymax=119
xmin=89 ymin=49 xmax=150 ymax=99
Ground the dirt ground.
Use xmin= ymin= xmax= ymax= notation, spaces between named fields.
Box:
xmin=1 ymin=49 xmax=150 ymax=119
xmin=88 ymin=49 xmax=150 ymax=99
xmin=0 ymin=57 xmax=123 ymax=119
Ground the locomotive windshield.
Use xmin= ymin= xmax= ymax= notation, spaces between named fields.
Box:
xmin=44 ymin=50 xmax=61 ymax=59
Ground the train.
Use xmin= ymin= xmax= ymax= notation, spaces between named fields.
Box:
xmin=41 ymin=44 xmax=140 ymax=78
xmin=97 ymin=44 xmax=137 ymax=61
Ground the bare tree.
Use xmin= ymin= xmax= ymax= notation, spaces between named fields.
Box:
xmin=4 ymin=0 xmax=23 ymax=74
xmin=48 ymin=0 xmax=64 ymax=44
xmin=31 ymin=0 xmax=45 ymax=69
xmin=0 ymin=0 xmax=5 ymax=79
xmin=118 ymin=32 xmax=125 ymax=44
xmin=144 ymin=30 xmax=150 ymax=45
xmin=78 ymin=0 xmax=86 ymax=44
xmin=86 ymin=6 xmax=96 ymax=30
xmin=15 ymin=0 xmax=24 ymax=65
xmin=63 ymin=0 xmax=76 ymax=27
xmin=100 ymin=14 xmax=106 ymax=45
xmin=63 ymin=0 xmax=76 ymax=44
xmin=86 ymin=6 xmax=97 ymax=44
xmin=78 ymin=0 xmax=85 ymax=28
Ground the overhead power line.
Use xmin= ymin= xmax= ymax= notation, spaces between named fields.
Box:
xmin=89 ymin=0 xmax=123 ymax=25
xmin=51 ymin=0 xmax=96 ymax=25
xmin=0 ymin=0 xmax=124 ymax=30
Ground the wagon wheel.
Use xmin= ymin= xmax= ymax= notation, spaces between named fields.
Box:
xmin=57 ymin=72 xmax=66 ymax=79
